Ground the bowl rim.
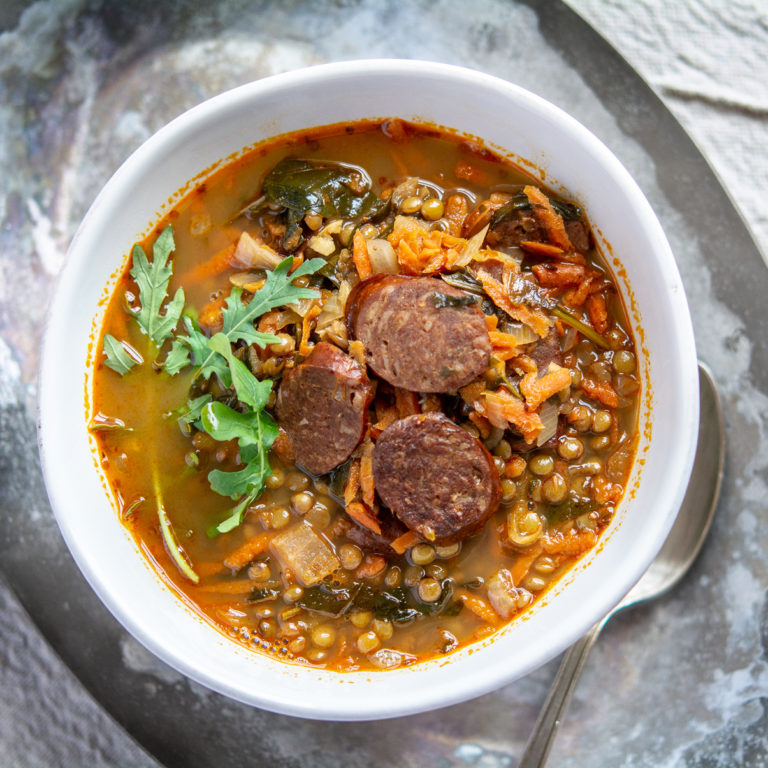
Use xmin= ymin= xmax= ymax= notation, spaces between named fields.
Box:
xmin=38 ymin=58 xmax=699 ymax=720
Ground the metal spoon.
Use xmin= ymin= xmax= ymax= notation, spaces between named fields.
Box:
xmin=518 ymin=362 xmax=725 ymax=768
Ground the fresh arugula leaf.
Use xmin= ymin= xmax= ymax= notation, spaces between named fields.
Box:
xmin=157 ymin=499 xmax=199 ymax=584
xmin=197 ymin=351 xmax=278 ymax=535
xmin=173 ymin=394 xmax=213 ymax=430
xmin=208 ymin=334 xmax=273 ymax=410
xmin=103 ymin=333 xmax=142 ymax=374
xmin=129 ymin=225 xmax=185 ymax=348
xmin=163 ymin=316 xmax=230 ymax=381
xmin=208 ymin=491 xmax=257 ymax=537
xmin=193 ymin=256 xmax=322 ymax=379
xmin=219 ymin=288 xmax=286 ymax=347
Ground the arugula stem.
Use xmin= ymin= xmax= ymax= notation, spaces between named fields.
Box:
xmin=151 ymin=422 xmax=199 ymax=583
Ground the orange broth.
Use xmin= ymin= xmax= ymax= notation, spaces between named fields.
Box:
xmin=91 ymin=120 xmax=639 ymax=671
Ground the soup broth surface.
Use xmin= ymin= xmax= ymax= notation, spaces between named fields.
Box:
xmin=92 ymin=120 xmax=639 ymax=671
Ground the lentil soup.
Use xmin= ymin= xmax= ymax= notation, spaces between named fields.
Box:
xmin=91 ymin=120 xmax=639 ymax=671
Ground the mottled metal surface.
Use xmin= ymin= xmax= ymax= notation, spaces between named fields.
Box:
xmin=1 ymin=1 xmax=766 ymax=766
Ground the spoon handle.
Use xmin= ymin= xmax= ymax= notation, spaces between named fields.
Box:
xmin=517 ymin=618 xmax=607 ymax=768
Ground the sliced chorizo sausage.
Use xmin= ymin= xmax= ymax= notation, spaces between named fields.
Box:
xmin=372 ymin=412 xmax=501 ymax=545
xmin=275 ymin=342 xmax=372 ymax=475
xmin=346 ymin=275 xmax=490 ymax=393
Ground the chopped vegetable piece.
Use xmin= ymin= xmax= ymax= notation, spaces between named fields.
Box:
xmin=520 ymin=362 xmax=571 ymax=411
xmin=523 ymin=185 xmax=572 ymax=251
xmin=223 ymin=532 xmax=271 ymax=571
xmin=352 ymin=230 xmax=373 ymax=279
xmin=580 ymin=378 xmax=620 ymax=408
xmin=271 ymin=523 xmax=341 ymax=586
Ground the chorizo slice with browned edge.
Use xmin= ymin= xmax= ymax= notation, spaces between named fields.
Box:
xmin=346 ymin=274 xmax=491 ymax=393
xmin=275 ymin=342 xmax=372 ymax=475
xmin=372 ymin=412 xmax=501 ymax=545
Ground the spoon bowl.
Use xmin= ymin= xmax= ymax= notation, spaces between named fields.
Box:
xmin=519 ymin=361 xmax=725 ymax=767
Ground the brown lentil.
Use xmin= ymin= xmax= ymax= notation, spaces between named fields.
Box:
xmin=418 ymin=577 xmax=442 ymax=603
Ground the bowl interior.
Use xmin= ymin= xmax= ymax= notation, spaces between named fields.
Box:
xmin=38 ymin=60 xmax=698 ymax=720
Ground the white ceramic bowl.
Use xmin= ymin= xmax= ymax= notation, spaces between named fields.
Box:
xmin=38 ymin=60 xmax=698 ymax=720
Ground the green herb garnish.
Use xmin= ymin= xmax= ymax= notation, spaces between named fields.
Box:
xmin=165 ymin=256 xmax=323 ymax=383
xmin=102 ymin=334 xmax=142 ymax=374
xmin=129 ymin=225 xmax=185 ymax=349
xmin=199 ymin=334 xmax=278 ymax=536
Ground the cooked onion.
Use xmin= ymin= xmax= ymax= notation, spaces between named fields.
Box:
xmin=501 ymin=321 xmax=538 ymax=345
xmin=234 ymin=231 xmax=282 ymax=269
xmin=307 ymin=234 xmax=336 ymax=257
xmin=536 ymin=400 xmax=559 ymax=447
xmin=454 ymin=223 xmax=489 ymax=268
xmin=367 ymin=238 xmax=398 ymax=274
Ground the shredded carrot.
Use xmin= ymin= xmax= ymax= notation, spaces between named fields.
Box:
xmin=359 ymin=441 xmax=376 ymax=509
xmin=344 ymin=460 xmax=361 ymax=506
xmin=523 ymin=186 xmax=572 ymax=251
xmin=395 ymin=388 xmax=420 ymax=419
xmin=587 ymin=293 xmax=609 ymax=334
xmin=222 ymin=532 xmax=271 ymax=571
xmin=592 ymin=474 xmax=623 ymax=504
xmin=388 ymin=216 xmax=468 ymax=275
xmin=563 ymin=277 xmax=593 ymax=307
xmin=488 ymin=330 xmax=520 ymax=361
xmin=485 ymin=314 xmax=499 ymax=332
xmin=476 ymin=269 xmax=552 ymax=338
xmin=478 ymin=388 xmax=544 ymax=444
xmin=456 ymin=588 xmax=499 ymax=623
xmin=197 ymin=580 xmax=260 ymax=595
xmin=520 ymin=362 xmax=572 ymax=411
xmin=468 ymin=409 xmax=492 ymax=439
xmin=345 ymin=501 xmax=382 ymax=536
xmin=355 ymin=553 xmax=387 ymax=579
xmin=299 ymin=303 xmax=321 ymax=357
xmin=581 ymin=378 xmax=619 ymax=408
xmin=287 ymin=252 xmax=304 ymax=273
xmin=542 ymin=528 xmax=597 ymax=557
xmin=352 ymin=230 xmax=373 ymax=280
xmin=510 ymin=551 xmax=540 ymax=585
xmin=532 ymin=263 xmax=589 ymax=288
xmin=390 ymin=530 xmax=422 ymax=555
xmin=510 ymin=354 xmax=537 ymax=375
xmin=185 ymin=242 xmax=238 ymax=285
xmin=198 ymin=290 xmax=230 ymax=334
xmin=520 ymin=240 xmax=565 ymax=258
